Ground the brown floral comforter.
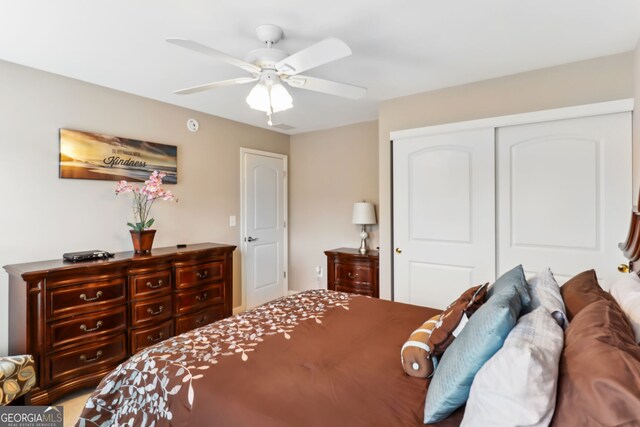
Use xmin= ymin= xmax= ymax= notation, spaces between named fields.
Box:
xmin=76 ymin=290 xmax=461 ymax=427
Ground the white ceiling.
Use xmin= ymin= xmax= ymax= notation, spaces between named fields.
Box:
xmin=1 ymin=1 xmax=639 ymax=134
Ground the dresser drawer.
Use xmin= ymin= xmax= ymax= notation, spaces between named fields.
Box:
xmin=175 ymin=283 xmax=223 ymax=314
xmin=130 ymin=320 xmax=174 ymax=353
xmin=130 ymin=294 xmax=173 ymax=327
xmin=47 ymin=278 xmax=126 ymax=318
xmin=48 ymin=334 xmax=127 ymax=385
xmin=335 ymin=263 xmax=374 ymax=285
xmin=175 ymin=305 xmax=225 ymax=335
xmin=175 ymin=261 xmax=224 ymax=289
xmin=48 ymin=306 xmax=127 ymax=351
xmin=131 ymin=270 xmax=171 ymax=299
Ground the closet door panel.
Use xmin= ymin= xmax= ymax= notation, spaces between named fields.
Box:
xmin=497 ymin=113 xmax=631 ymax=287
xmin=393 ymin=128 xmax=495 ymax=309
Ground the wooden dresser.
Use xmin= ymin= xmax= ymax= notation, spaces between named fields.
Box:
xmin=325 ymin=248 xmax=379 ymax=298
xmin=3 ymin=242 xmax=235 ymax=405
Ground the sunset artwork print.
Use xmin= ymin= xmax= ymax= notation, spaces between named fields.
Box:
xmin=59 ymin=129 xmax=177 ymax=183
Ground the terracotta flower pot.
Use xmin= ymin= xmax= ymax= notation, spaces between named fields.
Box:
xmin=130 ymin=229 xmax=156 ymax=254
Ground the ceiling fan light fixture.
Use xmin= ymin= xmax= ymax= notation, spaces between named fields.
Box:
xmin=246 ymin=83 xmax=271 ymax=112
xmin=246 ymin=78 xmax=293 ymax=114
xmin=270 ymin=82 xmax=293 ymax=113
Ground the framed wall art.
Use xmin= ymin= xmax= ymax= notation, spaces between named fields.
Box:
xmin=59 ymin=129 xmax=177 ymax=183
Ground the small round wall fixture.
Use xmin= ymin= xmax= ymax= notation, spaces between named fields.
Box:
xmin=187 ymin=118 xmax=199 ymax=132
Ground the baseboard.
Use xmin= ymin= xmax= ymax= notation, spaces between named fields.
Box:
xmin=287 ymin=290 xmax=300 ymax=296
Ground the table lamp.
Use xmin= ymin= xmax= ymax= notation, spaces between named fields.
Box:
xmin=352 ymin=202 xmax=377 ymax=254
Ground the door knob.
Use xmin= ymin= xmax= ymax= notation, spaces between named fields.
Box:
xmin=395 ymin=248 xmax=402 ymax=254
xmin=618 ymin=263 xmax=630 ymax=273
xmin=246 ymin=236 xmax=258 ymax=242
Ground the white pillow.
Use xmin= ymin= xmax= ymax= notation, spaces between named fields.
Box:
xmin=461 ymin=307 xmax=564 ymax=427
xmin=525 ymin=268 xmax=568 ymax=329
xmin=609 ymin=273 xmax=640 ymax=343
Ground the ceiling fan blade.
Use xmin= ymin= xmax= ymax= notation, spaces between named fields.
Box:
xmin=167 ymin=38 xmax=261 ymax=74
xmin=276 ymin=38 xmax=352 ymax=75
xmin=174 ymin=77 xmax=258 ymax=95
xmin=285 ymin=75 xmax=366 ymax=99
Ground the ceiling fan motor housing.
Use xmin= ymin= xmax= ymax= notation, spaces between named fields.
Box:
xmin=245 ymin=48 xmax=288 ymax=70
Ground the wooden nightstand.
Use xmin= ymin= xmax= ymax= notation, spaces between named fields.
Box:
xmin=325 ymin=248 xmax=379 ymax=298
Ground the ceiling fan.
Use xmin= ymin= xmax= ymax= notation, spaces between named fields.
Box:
xmin=167 ymin=24 xmax=367 ymax=126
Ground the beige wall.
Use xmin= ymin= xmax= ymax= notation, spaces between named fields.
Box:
xmin=0 ymin=60 xmax=289 ymax=355
xmin=289 ymin=121 xmax=378 ymax=291
xmin=1 ymin=48 xmax=637 ymax=355
xmin=378 ymin=52 xmax=635 ymax=300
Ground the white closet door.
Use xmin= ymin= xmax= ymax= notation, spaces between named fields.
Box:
xmin=497 ymin=113 xmax=632 ymax=287
xmin=393 ymin=128 xmax=495 ymax=309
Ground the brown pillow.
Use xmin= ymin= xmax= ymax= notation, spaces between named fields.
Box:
xmin=429 ymin=283 xmax=488 ymax=355
xmin=401 ymin=314 xmax=440 ymax=378
xmin=560 ymin=269 xmax=615 ymax=321
xmin=551 ymin=299 xmax=640 ymax=426
xmin=400 ymin=284 xmax=488 ymax=379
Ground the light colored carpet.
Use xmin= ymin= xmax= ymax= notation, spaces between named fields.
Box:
xmin=53 ymin=388 xmax=94 ymax=427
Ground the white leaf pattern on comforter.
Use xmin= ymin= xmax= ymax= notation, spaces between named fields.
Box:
xmin=76 ymin=290 xmax=356 ymax=427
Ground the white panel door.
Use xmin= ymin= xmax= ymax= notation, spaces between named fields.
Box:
xmin=393 ymin=128 xmax=495 ymax=309
xmin=497 ymin=113 xmax=631 ymax=287
xmin=242 ymin=150 xmax=287 ymax=308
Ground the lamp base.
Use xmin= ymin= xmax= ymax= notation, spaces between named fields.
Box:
xmin=359 ymin=226 xmax=369 ymax=254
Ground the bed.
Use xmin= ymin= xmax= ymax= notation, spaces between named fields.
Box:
xmin=76 ymin=290 xmax=462 ymax=426
xmin=77 ymin=226 xmax=640 ymax=426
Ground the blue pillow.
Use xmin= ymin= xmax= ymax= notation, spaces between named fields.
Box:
xmin=487 ymin=264 xmax=531 ymax=307
xmin=423 ymin=269 xmax=525 ymax=423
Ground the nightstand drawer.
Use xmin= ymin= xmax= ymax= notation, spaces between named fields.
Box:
xmin=47 ymin=278 xmax=126 ymax=319
xmin=335 ymin=263 xmax=373 ymax=285
xmin=130 ymin=294 xmax=173 ymax=327
xmin=335 ymin=283 xmax=373 ymax=296
xmin=48 ymin=305 xmax=127 ymax=351
xmin=130 ymin=320 xmax=174 ymax=353
xmin=131 ymin=270 xmax=171 ymax=299
xmin=325 ymin=248 xmax=379 ymax=298
xmin=176 ymin=261 xmax=224 ymax=289
xmin=175 ymin=305 xmax=225 ymax=335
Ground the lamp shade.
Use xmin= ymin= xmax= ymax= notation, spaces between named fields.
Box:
xmin=352 ymin=202 xmax=377 ymax=225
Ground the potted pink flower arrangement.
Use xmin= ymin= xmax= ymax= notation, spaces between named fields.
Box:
xmin=115 ymin=170 xmax=176 ymax=253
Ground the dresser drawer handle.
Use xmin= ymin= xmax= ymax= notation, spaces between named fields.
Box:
xmin=79 ymin=350 xmax=103 ymax=363
xmin=147 ymin=305 xmax=164 ymax=316
xmin=347 ymin=272 xmax=359 ymax=279
xmin=147 ymin=332 xmax=164 ymax=342
xmin=196 ymin=292 xmax=208 ymax=302
xmin=196 ymin=271 xmax=209 ymax=279
xmin=146 ymin=279 xmax=163 ymax=289
xmin=80 ymin=321 xmax=103 ymax=332
xmin=79 ymin=291 xmax=103 ymax=302
xmin=195 ymin=316 xmax=208 ymax=325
